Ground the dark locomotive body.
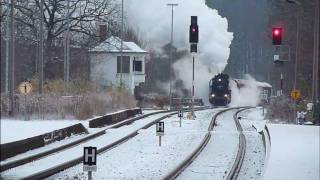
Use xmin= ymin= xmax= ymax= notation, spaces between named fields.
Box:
xmin=209 ymin=73 xmax=231 ymax=106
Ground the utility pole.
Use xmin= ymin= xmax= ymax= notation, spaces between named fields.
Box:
xmin=39 ymin=0 xmax=44 ymax=94
xmin=5 ymin=0 xmax=10 ymax=94
xmin=64 ymin=0 xmax=70 ymax=84
xmin=9 ymin=0 xmax=15 ymax=116
xmin=120 ymin=0 xmax=124 ymax=87
xmin=167 ymin=3 xmax=178 ymax=110
xmin=293 ymin=7 xmax=300 ymax=93
xmin=312 ymin=0 xmax=319 ymax=104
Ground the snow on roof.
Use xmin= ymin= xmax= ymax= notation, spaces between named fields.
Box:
xmin=89 ymin=36 xmax=147 ymax=53
xmin=256 ymin=81 xmax=272 ymax=88
xmin=234 ymin=79 xmax=272 ymax=88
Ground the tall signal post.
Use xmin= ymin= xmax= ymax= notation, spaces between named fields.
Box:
xmin=9 ymin=0 xmax=15 ymax=116
xmin=189 ymin=16 xmax=199 ymax=119
xmin=167 ymin=3 xmax=178 ymax=110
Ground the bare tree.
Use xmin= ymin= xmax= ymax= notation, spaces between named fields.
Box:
xmin=1 ymin=0 xmax=120 ymax=47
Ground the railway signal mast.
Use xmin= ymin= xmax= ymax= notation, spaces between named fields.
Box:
xmin=189 ymin=16 xmax=198 ymax=119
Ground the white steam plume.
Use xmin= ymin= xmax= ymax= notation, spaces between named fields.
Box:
xmin=125 ymin=0 xmax=233 ymax=103
xmin=230 ymin=75 xmax=262 ymax=107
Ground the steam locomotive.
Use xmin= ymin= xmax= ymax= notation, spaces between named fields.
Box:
xmin=209 ymin=73 xmax=273 ymax=106
xmin=209 ymin=73 xmax=231 ymax=106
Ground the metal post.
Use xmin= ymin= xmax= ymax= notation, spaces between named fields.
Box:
xmin=159 ymin=136 xmax=161 ymax=146
xmin=167 ymin=3 xmax=178 ymax=110
xmin=312 ymin=0 xmax=319 ymax=104
xmin=316 ymin=1 xmax=319 ymax=102
xmin=293 ymin=7 xmax=300 ymax=92
xmin=5 ymin=0 xmax=10 ymax=94
xmin=39 ymin=0 xmax=44 ymax=94
xmin=24 ymin=94 xmax=27 ymax=121
xmin=179 ymin=116 xmax=182 ymax=127
xmin=192 ymin=55 xmax=195 ymax=118
xmin=280 ymin=73 xmax=283 ymax=95
xmin=64 ymin=0 xmax=70 ymax=84
xmin=88 ymin=171 xmax=92 ymax=180
xmin=293 ymin=6 xmax=301 ymax=124
xmin=9 ymin=0 xmax=15 ymax=116
xmin=120 ymin=0 xmax=124 ymax=87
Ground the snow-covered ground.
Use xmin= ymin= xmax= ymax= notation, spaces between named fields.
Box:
xmin=0 ymin=109 xmax=161 ymax=144
xmin=237 ymin=108 xmax=266 ymax=180
xmin=48 ymin=109 xmax=220 ymax=179
xmin=3 ymin=107 xmax=318 ymax=180
xmin=1 ymin=112 xmax=174 ymax=179
xmin=0 ymin=134 xmax=87 ymax=167
xmin=264 ymin=124 xmax=320 ymax=180
xmin=0 ymin=119 xmax=80 ymax=144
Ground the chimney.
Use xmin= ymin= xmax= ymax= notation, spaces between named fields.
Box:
xmin=99 ymin=24 xmax=107 ymax=42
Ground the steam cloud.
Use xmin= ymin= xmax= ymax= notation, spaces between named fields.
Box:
xmin=124 ymin=0 xmax=233 ymax=103
xmin=230 ymin=75 xmax=262 ymax=107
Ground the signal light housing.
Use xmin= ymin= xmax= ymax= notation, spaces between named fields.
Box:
xmin=272 ymin=27 xmax=282 ymax=45
xmin=189 ymin=16 xmax=199 ymax=43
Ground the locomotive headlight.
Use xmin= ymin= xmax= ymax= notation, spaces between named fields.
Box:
xmin=211 ymin=94 xmax=215 ymax=97
xmin=218 ymin=78 xmax=221 ymax=82
xmin=224 ymin=94 xmax=228 ymax=97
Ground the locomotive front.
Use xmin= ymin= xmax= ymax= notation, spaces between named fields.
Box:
xmin=209 ymin=73 xmax=231 ymax=106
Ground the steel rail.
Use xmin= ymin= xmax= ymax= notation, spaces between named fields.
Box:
xmin=225 ymin=108 xmax=252 ymax=180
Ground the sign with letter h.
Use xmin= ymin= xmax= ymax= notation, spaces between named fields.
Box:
xmin=83 ymin=146 xmax=97 ymax=172
xmin=156 ymin=122 xmax=164 ymax=136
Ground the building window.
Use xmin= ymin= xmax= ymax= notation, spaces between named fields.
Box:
xmin=117 ymin=56 xmax=130 ymax=73
xmin=133 ymin=60 xmax=142 ymax=72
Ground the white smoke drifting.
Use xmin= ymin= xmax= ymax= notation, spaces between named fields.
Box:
xmin=230 ymin=75 xmax=262 ymax=107
xmin=124 ymin=0 xmax=233 ymax=103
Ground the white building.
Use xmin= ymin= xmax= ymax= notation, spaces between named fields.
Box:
xmin=89 ymin=36 xmax=147 ymax=93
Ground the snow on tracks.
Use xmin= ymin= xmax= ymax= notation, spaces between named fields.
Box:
xmin=0 ymin=111 xmax=173 ymax=179
xmin=48 ymin=109 xmax=218 ymax=179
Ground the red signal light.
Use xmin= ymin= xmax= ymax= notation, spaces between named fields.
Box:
xmin=272 ymin=27 xmax=282 ymax=45
xmin=192 ymin=28 xmax=196 ymax=32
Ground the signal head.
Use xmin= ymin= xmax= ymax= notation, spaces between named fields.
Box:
xmin=272 ymin=27 xmax=282 ymax=45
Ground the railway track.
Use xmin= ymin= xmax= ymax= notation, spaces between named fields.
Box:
xmin=231 ymin=107 xmax=268 ymax=180
xmin=1 ymin=107 xmax=208 ymax=179
xmin=0 ymin=109 xmax=168 ymax=172
xmin=163 ymin=107 xmax=251 ymax=180
xmin=163 ymin=107 xmax=246 ymax=179
xmin=225 ymin=108 xmax=249 ymax=180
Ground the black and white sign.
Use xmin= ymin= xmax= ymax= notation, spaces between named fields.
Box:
xmin=83 ymin=146 xmax=97 ymax=172
xmin=178 ymin=110 xmax=183 ymax=118
xmin=156 ymin=122 xmax=164 ymax=136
